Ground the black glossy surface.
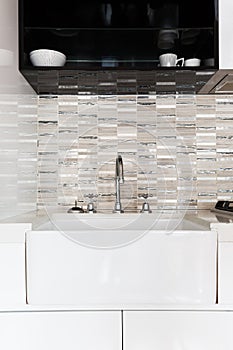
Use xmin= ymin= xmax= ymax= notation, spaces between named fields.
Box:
xmin=19 ymin=0 xmax=218 ymax=94
xmin=23 ymin=0 xmax=215 ymax=28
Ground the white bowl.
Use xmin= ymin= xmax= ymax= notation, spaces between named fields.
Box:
xmin=29 ymin=49 xmax=66 ymax=67
xmin=184 ymin=58 xmax=201 ymax=67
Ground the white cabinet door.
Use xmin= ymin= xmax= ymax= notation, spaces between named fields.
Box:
xmin=0 ymin=244 xmax=25 ymax=304
xmin=212 ymin=223 xmax=233 ymax=304
xmin=0 ymin=311 xmax=121 ymax=350
xmin=218 ymin=243 xmax=233 ymax=303
xmin=219 ymin=0 xmax=233 ymax=68
xmin=124 ymin=311 xmax=233 ymax=350
xmin=0 ymin=224 xmax=29 ymax=305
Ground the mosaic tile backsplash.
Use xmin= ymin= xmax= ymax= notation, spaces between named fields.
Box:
xmin=37 ymin=94 xmax=233 ymax=212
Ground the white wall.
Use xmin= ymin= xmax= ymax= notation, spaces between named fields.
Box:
xmin=0 ymin=0 xmax=37 ymax=219
xmin=0 ymin=0 xmax=35 ymax=93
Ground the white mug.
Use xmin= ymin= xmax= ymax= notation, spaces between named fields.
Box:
xmin=159 ymin=53 xmax=184 ymax=67
xmin=184 ymin=58 xmax=201 ymax=67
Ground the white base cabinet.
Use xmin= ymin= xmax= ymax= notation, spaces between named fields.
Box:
xmin=212 ymin=223 xmax=233 ymax=304
xmin=218 ymin=243 xmax=233 ymax=303
xmin=0 ymin=311 xmax=121 ymax=350
xmin=123 ymin=311 xmax=233 ymax=350
xmin=0 ymin=224 xmax=30 ymax=305
xmin=2 ymin=309 xmax=233 ymax=349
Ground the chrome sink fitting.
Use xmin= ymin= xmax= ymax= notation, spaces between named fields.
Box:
xmin=84 ymin=193 xmax=98 ymax=214
xmin=138 ymin=193 xmax=152 ymax=213
xmin=67 ymin=200 xmax=85 ymax=213
xmin=113 ymin=155 xmax=124 ymax=213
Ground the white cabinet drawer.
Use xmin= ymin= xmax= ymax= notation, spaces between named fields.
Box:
xmin=0 ymin=311 xmax=121 ymax=350
xmin=124 ymin=311 xmax=233 ymax=350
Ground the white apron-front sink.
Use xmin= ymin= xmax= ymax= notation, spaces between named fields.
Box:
xmin=27 ymin=213 xmax=217 ymax=306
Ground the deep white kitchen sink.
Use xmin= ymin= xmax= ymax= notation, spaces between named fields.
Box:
xmin=27 ymin=213 xmax=217 ymax=306
xmin=37 ymin=212 xmax=210 ymax=231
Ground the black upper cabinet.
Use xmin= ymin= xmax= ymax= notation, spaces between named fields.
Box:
xmin=20 ymin=0 xmax=218 ymax=69
xmin=19 ymin=0 xmax=218 ymax=94
xmin=23 ymin=0 xmax=215 ymax=28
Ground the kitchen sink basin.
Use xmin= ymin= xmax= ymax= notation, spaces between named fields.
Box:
xmin=36 ymin=212 xmax=210 ymax=232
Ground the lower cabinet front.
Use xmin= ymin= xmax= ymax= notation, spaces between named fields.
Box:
xmin=3 ymin=309 xmax=233 ymax=349
xmin=0 ymin=311 xmax=121 ymax=350
xmin=123 ymin=311 xmax=233 ymax=350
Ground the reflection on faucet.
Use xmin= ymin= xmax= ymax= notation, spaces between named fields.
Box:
xmin=113 ymin=155 xmax=124 ymax=213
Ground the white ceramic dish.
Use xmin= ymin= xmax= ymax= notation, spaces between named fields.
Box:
xmin=29 ymin=49 xmax=66 ymax=67
xmin=184 ymin=58 xmax=201 ymax=67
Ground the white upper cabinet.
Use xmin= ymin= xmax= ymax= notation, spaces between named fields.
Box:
xmin=219 ymin=0 xmax=233 ymax=68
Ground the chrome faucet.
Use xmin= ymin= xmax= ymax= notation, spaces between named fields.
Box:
xmin=113 ymin=155 xmax=124 ymax=213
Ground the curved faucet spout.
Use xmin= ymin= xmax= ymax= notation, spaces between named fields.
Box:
xmin=115 ymin=155 xmax=124 ymax=183
xmin=113 ymin=155 xmax=124 ymax=213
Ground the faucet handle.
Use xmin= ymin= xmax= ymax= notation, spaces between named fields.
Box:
xmin=138 ymin=193 xmax=152 ymax=201
xmin=84 ymin=193 xmax=98 ymax=201
xmin=138 ymin=193 xmax=152 ymax=213
xmin=84 ymin=193 xmax=98 ymax=213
